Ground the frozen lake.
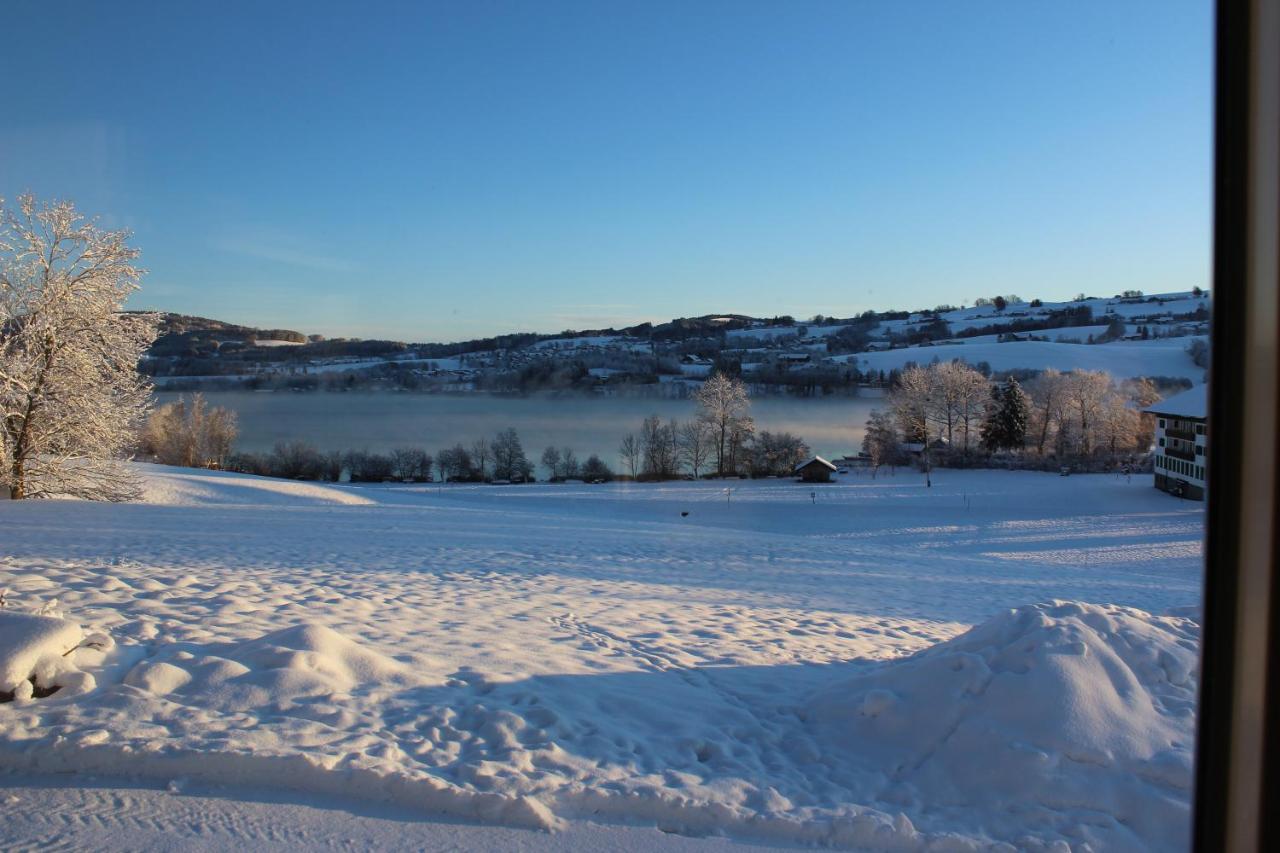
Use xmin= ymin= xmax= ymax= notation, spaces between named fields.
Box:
xmin=152 ymin=391 xmax=885 ymax=462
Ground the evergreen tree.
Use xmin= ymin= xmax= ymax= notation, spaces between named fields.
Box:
xmin=981 ymin=378 xmax=1030 ymax=451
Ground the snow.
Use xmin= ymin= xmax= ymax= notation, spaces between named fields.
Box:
xmin=0 ymin=464 xmax=1203 ymax=850
xmin=1146 ymin=384 xmax=1208 ymax=419
xmin=725 ymin=325 xmax=849 ymax=342
xmin=808 ymin=601 xmax=1198 ymax=851
xmin=251 ymin=339 xmax=306 ymax=347
xmin=530 ymin=335 xmax=646 ymax=351
xmin=0 ymin=612 xmax=83 ymax=692
xmin=841 ymin=339 xmax=1205 ymax=380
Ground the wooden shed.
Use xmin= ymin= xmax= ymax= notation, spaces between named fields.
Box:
xmin=794 ymin=456 xmax=838 ymax=483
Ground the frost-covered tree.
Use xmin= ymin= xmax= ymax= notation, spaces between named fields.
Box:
xmin=1064 ymin=370 xmax=1112 ymax=456
xmin=1 ymin=195 xmax=159 ymax=500
xmin=695 ymin=372 xmax=753 ymax=476
xmin=861 ymin=409 xmax=900 ymax=475
xmin=142 ymin=393 xmax=238 ymax=469
xmin=945 ymin=362 xmax=991 ymax=455
xmin=1027 ymin=368 xmax=1068 ymax=455
xmin=891 ymin=365 xmax=932 ymax=444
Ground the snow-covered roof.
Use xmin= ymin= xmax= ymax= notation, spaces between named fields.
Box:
xmin=1144 ymin=384 xmax=1208 ymax=419
xmin=794 ymin=455 xmax=838 ymax=472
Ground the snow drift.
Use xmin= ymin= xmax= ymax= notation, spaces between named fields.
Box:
xmin=807 ymin=601 xmax=1199 ymax=850
xmin=0 ymin=611 xmax=106 ymax=702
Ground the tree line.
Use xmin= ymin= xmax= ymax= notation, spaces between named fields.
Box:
xmin=862 ymin=361 xmax=1162 ymax=474
xmin=616 ymin=373 xmax=810 ymax=480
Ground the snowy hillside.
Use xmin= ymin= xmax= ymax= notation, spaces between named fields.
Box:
xmin=840 ymin=337 xmax=1207 ymax=381
xmin=144 ymin=290 xmax=1211 ymax=394
xmin=0 ymin=464 xmax=1203 ymax=850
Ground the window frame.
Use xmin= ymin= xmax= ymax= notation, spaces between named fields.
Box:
xmin=1192 ymin=2 xmax=1280 ymax=849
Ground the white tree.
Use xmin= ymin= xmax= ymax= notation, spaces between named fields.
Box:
xmin=1064 ymin=369 xmax=1112 ymax=457
xmin=142 ymin=393 xmax=238 ymax=469
xmin=1027 ymin=368 xmax=1068 ymax=455
xmin=1 ymin=195 xmax=159 ymax=500
xmin=946 ymin=363 xmax=990 ymax=456
xmin=695 ymin=372 xmax=752 ymax=476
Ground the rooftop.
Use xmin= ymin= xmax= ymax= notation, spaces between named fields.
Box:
xmin=1144 ymin=384 xmax=1208 ymax=419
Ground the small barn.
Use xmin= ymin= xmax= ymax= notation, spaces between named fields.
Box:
xmin=794 ymin=456 xmax=838 ymax=483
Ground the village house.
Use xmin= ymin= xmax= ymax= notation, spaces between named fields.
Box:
xmin=1145 ymin=384 xmax=1208 ymax=500
xmin=794 ymin=456 xmax=838 ymax=483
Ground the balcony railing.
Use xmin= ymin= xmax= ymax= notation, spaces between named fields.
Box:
xmin=1165 ymin=446 xmax=1197 ymax=463
xmin=1166 ymin=426 xmax=1197 ymax=441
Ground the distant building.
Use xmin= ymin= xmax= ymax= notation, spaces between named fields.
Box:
xmin=794 ymin=456 xmax=838 ymax=483
xmin=1144 ymin=385 xmax=1208 ymax=500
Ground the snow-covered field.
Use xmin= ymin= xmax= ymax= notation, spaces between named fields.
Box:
xmin=0 ymin=465 xmax=1203 ymax=851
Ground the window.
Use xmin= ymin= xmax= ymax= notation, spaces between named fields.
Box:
xmin=7 ymin=3 xmax=1261 ymax=852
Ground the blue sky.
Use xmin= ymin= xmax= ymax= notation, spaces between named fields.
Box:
xmin=2 ymin=1 xmax=1212 ymax=342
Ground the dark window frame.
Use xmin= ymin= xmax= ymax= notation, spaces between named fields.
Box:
xmin=1193 ymin=2 xmax=1280 ymax=850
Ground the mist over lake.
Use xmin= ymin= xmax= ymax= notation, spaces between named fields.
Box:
xmin=154 ymin=391 xmax=885 ymax=464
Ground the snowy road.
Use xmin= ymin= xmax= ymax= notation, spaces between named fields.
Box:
xmin=0 ymin=465 xmax=1204 ymax=850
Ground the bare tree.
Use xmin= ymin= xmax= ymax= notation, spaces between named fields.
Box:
xmin=560 ymin=446 xmax=580 ymax=480
xmin=541 ymin=445 xmax=562 ymax=480
xmin=695 ymin=372 xmax=752 ymax=476
xmin=390 ymin=447 xmax=432 ymax=482
xmin=490 ymin=428 xmax=532 ymax=481
xmin=677 ymin=419 xmax=712 ymax=479
xmin=1 ymin=195 xmax=159 ymax=500
xmin=639 ymin=415 xmax=678 ymax=479
xmin=618 ymin=433 xmax=640 ymax=479
xmin=469 ymin=438 xmax=491 ymax=482
xmin=748 ymin=431 xmax=809 ymax=477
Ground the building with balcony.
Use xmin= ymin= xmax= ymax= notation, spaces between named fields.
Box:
xmin=1144 ymin=384 xmax=1208 ymax=500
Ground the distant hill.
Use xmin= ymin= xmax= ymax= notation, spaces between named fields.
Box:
xmin=136 ymin=313 xmax=309 ymax=359
xmin=138 ymin=289 xmax=1210 ymax=394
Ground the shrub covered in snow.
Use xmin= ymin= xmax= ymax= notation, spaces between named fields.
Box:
xmin=0 ymin=612 xmax=108 ymax=702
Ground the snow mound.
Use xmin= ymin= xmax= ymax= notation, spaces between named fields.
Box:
xmin=0 ymin=612 xmax=83 ymax=693
xmin=807 ymin=601 xmax=1199 ymax=850
xmin=137 ymin=465 xmax=375 ymax=507
xmin=0 ymin=612 xmax=105 ymax=701
xmin=125 ymin=622 xmax=411 ymax=711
